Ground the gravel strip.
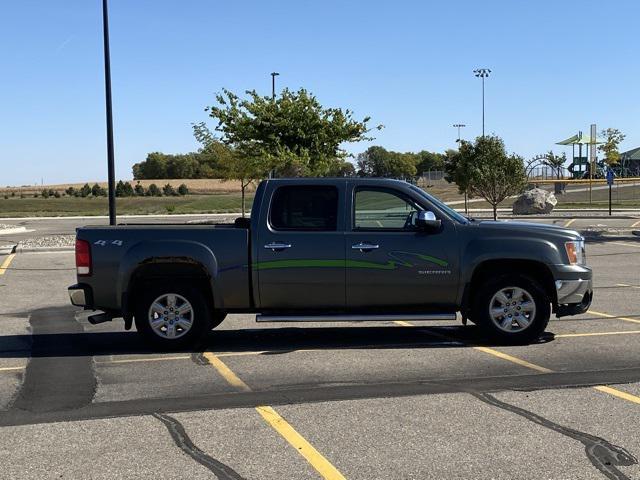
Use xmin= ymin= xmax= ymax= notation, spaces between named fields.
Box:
xmin=18 ymin=235 xmax=75 ymax=249
xmin=0 ymin=223 xmax=19 ymax=230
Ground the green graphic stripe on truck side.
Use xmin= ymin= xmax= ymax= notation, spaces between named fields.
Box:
xmin=253 ymin=251 xmax=448 ymax=271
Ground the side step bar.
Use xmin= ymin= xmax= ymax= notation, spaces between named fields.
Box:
xmin=256 ymin=313 xmax=457 ymax=323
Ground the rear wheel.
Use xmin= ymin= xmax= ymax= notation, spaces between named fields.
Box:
xmin=473 ymin=274 xmax=550 ymax=344
xmin=135 ymin=282 xmax=209 ymax=350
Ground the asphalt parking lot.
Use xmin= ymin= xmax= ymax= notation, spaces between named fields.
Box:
xmin=0 ymin=231 xmax=639 ymax=478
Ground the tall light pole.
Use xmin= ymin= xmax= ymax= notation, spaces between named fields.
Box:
xmin=453 ymin=123 xmax=466 ymax=143
xmin=271 ymin=72 xmax=280 ymax=100
xmin=473 ymin=68 xmax=491 ymax=137
xmin=102 ymin=0 xmax=116 ymax=225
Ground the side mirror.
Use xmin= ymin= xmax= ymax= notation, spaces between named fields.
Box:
xmin=413 ymin=210 xmax=441 ymax=230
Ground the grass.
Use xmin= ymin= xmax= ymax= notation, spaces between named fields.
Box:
xmin=0 ymin=193 xmax=254 ymax=217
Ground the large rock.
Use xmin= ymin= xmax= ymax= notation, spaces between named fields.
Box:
xmin=512 ymin=188 xmax=557 ymax=215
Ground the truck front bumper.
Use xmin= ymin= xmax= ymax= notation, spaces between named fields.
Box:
xmin=554 ymin=265 xmax=593 ymax=317
xmin=68 ymin=283 xmax=93 ymax=308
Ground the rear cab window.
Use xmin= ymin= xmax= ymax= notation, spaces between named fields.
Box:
xmin=269 ymin=185 xmax=339 ymax=231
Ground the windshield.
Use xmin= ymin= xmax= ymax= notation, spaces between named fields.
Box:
xmin=409 ymin=185 xmax=469 ymax=224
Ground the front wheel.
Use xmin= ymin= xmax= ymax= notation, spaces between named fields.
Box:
xmin=473 ymin=274 xmax=550 ymax=344
xmin=134 ymin=283 xmax=209 ymax=350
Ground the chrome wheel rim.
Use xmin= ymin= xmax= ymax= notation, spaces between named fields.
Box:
xmin=148 ymin=293 xmax=193 ymax=339
xmin=489 ymin=286 xmax=536 ymax=333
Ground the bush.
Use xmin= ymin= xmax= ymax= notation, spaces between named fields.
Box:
xmin=65 ymin=187 xmax=76 ymax=196
xmin=10 ymin=191 xmax=15 ymax=197
xmin=80 ymin=183 xmax=91 ymax=198
xmin=134 ymin=182 xmax=145 ymax=196
xmin=41 ymin=189 xmax=50 ymax=198
xmin=3 ymin=195 xmax=8 ymax=200
xmin=53 ymin=191 xmax=61 ymax=198
xmin=146 ymin=183 xmax=162 ymax=197
xmin=33 ymin=193 xmax=39 ymax=198
xmin=91 ymin=183 xmax=106 ymax=197
xmin=123 ymin=181 xmax=134 ymax=197
xmin=177 ymin=183 xmax=189 ymax=195
xmin=165 ymin=205 xmax=176 ymax=213
xmin=162 ymin=183 xmax=176 ymax=196
xmin=115 ymin=180 xmax=125 ymax=197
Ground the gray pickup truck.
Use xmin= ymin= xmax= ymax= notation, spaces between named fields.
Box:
xmin=68 ymin=178 xmax=592 ymax=348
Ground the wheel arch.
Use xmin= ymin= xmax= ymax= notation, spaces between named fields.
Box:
xmin=461 ymin=259 xmax=556 ymax=316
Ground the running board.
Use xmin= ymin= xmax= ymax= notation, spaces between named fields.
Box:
xmin=256 ymin=313 xmax=457 ymax=323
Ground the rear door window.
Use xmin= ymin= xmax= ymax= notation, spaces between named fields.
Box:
xmin=269 ymin=186 xmax=339 ymax=231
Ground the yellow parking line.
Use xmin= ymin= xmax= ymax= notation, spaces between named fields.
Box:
xmin=472 ymin=346 xmax=554 ymax=373
xmin=395 ymin=320 xmax=640 ymax=407
xmin=256 ymin=406 xmax=347 ymax=480
xmin=593 ymin=386 xmax=640 ymax=405
xmin=555 ymin=330 xmax=640 ymax=338
xmin=564 ymin=218 xmax=576 ymax=227
xmin=0 ymin=254 xmax=16 ymax=275
xmin=617 ymin=283 xmax=640 ymax=290
xmin=631 ymin=220 xmax=640 ymax=228
xmin=588 ymin=309 xmax=640 ymax=325
xmin=393 ymin=320 xmax=413 ymax=327
xmin=202 ymin=351 xmax=251 ymax=392
xmin=203 ymin=352 xmax=346 ymax=479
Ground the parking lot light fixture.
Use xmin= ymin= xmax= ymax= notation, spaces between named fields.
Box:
xmin=473 ymin=68 xmax=491 ymax=137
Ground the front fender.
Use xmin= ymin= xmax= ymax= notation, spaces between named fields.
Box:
xmin=117 ymin=240 xmax=223 ymax=309
xmin=461 ymin=236 xmax=562 ymax=285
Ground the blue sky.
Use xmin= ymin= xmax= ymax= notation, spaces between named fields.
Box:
xmin=1 ymin=0 xmax=638 ymax=185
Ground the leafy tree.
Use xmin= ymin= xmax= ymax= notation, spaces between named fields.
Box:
xmin=356 ymin=146 xmax=417 ymax=178
xmin=146 ymin=183 xmax=162 ymax=197
xmin=203 ymin=87 xmax=381 ymax=179
xmin=542 ymin=150 xmax=567 ymax=180
xmin=134 ymin=182 xmax=145 ymax=196
xmin=415 ymin=150 xmax=445 ymax=174
xmin=598 ymin=128 xmax=626 ymax=166
xmin=115 ymin=180 xmax=126 ymax=197
xmin=80 ymin=183 xmax=91 ymax=198
xmin=162 ymin=183 xmax=176 ymax=196
xmin=92 ymin=183 xmax=106 ymax=197
xmin=455 ymin=136 xmax=527 ymax=220
xmin=123 ymin=181 xmax=135 ymax=197
xmin=177 ymin=183 xmax=189 ymax=195
xmin=132 ymin=152 xmax=169 ymax=179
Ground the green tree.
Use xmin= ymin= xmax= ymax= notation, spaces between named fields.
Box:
xmin=80 ymin=184 xmax=91 ymax=198
xmin=123 ymin=181 xmax=135 ymax=196
xmin=415 ymin=150 xmax=445 ymax=174
xmin=456 ymin=136 xmax=527 ymax=220
xmin=598 ymin=128 xmax=626 ymax=167
xmin=91 ymin=183 xmax=106 ymax=197
xmin=542 ymin=150 xmax=567 ymax=180
xmin=146 ymin=183 xmax=162 ymax=197
xmin=132 ymin=152 xmax=169 ymax=179
xmin=115 ymin=180 xmax=126 ymax=197
xmin=356 ymin=146 xmax=417 ymax=178
xmin=177 ymin=183 xmax=189 ymax=195
xmin=203 ymin=87 xmax=381 ymax=178
xmin=162 ymin=183 xmax=176 ymax=196
xmin=134 ymin=182 xmax=145 ymax=196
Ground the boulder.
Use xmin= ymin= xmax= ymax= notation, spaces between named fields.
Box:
xmin=512 ymin=188 xmax=557 ymax=215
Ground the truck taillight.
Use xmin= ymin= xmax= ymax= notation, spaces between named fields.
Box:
xmin=75 ymin=239 xmax=91 ymax=275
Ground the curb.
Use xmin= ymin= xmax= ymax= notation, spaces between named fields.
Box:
xmin=14 ymin=245 xmax=74 ymax=253
xmin=0 ymin=227 xmax=27 ymax=236
xmin=0 ymin=244 xmax=16 ymax=255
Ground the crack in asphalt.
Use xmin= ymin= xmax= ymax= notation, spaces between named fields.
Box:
xmin=153 ymin=413 xmax=246 ymax=480
xmin=473 ymin=392 xmax=637 ymax=480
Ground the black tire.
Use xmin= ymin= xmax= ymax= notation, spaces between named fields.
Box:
xmin=209 ymin=311 xmax=227 ymax=330
xmin=472 ymin=274 xmax=550 ymax=344
xmin=134 ymin=282 xmax=209 ymax=350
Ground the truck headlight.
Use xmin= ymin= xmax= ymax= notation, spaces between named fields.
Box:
xmin=565 ymin=239 xmax=586 ymax=265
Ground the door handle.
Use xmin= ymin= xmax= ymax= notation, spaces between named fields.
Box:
xmin=352 ymin=242 xmax=379 ymax=251
xmin=264 ymin=242 xmax=292 ymax=251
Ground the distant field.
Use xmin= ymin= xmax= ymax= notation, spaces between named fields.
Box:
xmin=0 ymin=179 xmax=256 ymax=196
xmin=0 ymin=193 xmax=253 ymax=217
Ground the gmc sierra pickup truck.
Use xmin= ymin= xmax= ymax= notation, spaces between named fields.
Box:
xmin=69 ymin=178 xmax=592 ymax=348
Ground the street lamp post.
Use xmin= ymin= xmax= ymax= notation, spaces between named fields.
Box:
xmin=473 ymin=68 xmax=491 ymax=137
xmin=271 ymin=72 xmax=280 ymax=100
xmin=453 ymin=123 xmax=468 ymax=214
xmin=102 ymin=0 xmax=116 ymax=225
xmin=453 ymin=123 xmax=466 ymax=143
